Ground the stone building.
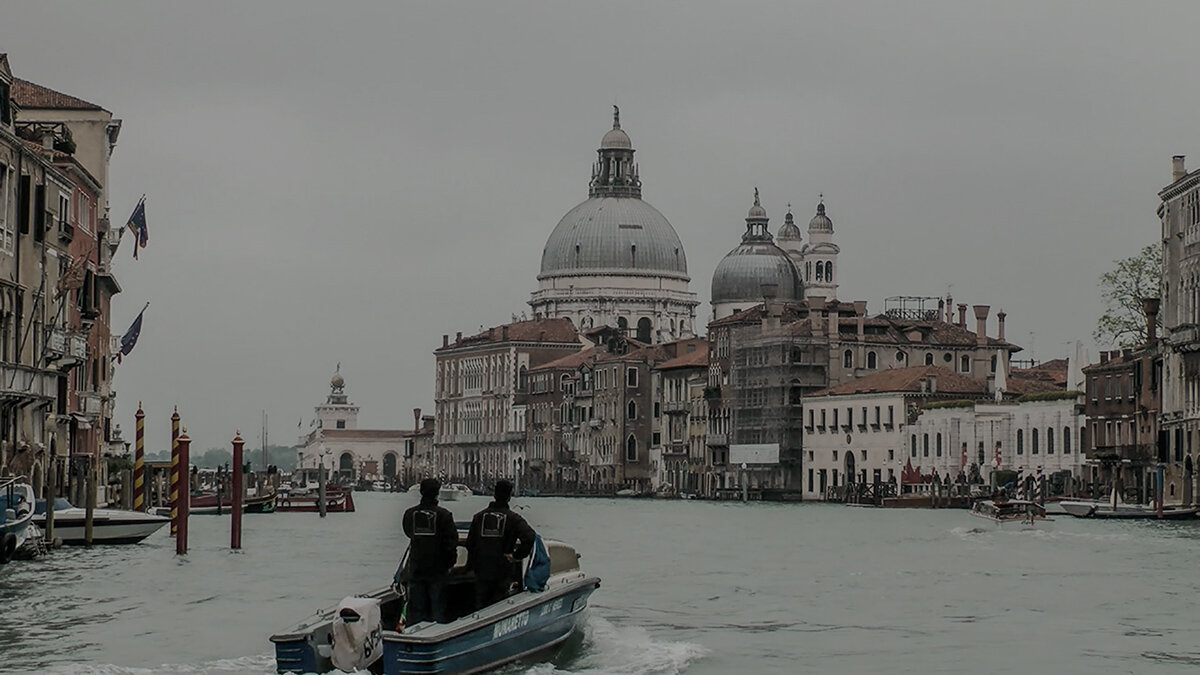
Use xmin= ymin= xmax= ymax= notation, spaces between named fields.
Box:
xmin=710 ymin=191 xmax=803 ymax=322
xmin=0 ymin=56 xmax=112 ymax=503
xmin=775 ymin=199 xmax=840 ymax=303
xmin=652 ymin=340 xmax=709 ymax=495
xmin=529 ymin=108 xmax=698 ymax=342
xmin=1157 ymin=156 xmax=1200 ymax=500
xmin=296 ymin=371 xmax=412 ymax=483
xmin=433 ymin=317 xmax=581 ymax=489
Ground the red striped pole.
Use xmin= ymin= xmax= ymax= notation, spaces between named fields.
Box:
xmin=231 ymin=430 xmax=244 ymax=550
xmin=133 ymin=404 xmax=145 ymax=511
xmin=176 ymin=428 xmax=190 ymax=555
xmin=170 ymin=407 xmax=181 ymax=535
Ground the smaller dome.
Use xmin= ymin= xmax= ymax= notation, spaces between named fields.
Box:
xmin=777 ymin=208 xmax=802 ymax=240
xmin=809 ymin=201 xmax=834 ymax=232
xmin=747 ymin=187 xmax=767 ymax=220
xmin=331 ymin=372 xmax=345 ymax=389
xmin=600 ymin=126 xmax=632 ymax=150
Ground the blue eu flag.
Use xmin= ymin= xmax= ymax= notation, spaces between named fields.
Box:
xmin=126 ymin=198 xmax=148 ymax=259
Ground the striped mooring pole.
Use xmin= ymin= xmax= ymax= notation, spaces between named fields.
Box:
xmin=231 ymin=430 xmax=244 ymax=550
xmin=133 ymin=404 xmax=145 ymax=511
xmin=170 ymin=407 xmax=181 ymax=535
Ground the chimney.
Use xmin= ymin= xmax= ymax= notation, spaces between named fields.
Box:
xmin=422 ymin=415 xmax=435 ymax=431
xmin=502 ymin=325 xmax=509 ymax=341
xmin=957 ymin=304 xmax=967 ymax=327
xmin=1142 ymin=297 xmax=1160 ymax=344
xmin=413 ymin=408 xmax=421 ymax=433
xmin=538 ymin=330 xmax=546 ymax=341
xmin=455 ymin=331 xmax=462 ymax=343
xmin=973 ymin=305 xmax=990 ymax=345
xmin=1100 ymin=352 xmax=1110 ymax=364
xmin=996 ymin=310 xmax=1006 ymax=341
xmin=442 ymin=334 xmax=449 ymax=348
xmin=1173 ymin=155 xmax=1187 ymax=182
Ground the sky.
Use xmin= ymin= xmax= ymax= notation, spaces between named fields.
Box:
xmin=1 ymin=1 xmax=1194 ymax=451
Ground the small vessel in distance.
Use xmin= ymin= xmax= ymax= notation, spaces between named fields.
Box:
xmin=437 ymin=483 xmax=472 ymax=502
xmin=969 ymin=499 xmax=1054 ymax=530
xmin=34 ymin=498 xmax=169 ymax=545
xmin=1058 ymin=487 xmax=1199 ymax=520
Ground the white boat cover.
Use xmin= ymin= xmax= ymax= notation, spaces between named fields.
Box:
xmin=330 ymin=596 xmax=382 ymax=673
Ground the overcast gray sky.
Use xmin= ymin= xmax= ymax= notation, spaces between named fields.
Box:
xmin=2 ymin=1 xmax=1192 ymax=450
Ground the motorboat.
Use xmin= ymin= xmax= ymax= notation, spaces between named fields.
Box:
xmin=33 ymin=498 xmax=169 ymax=545
xmin=188 ymin=490 xmax=278 ymax=515
xmin=276 ymin=486 xmax=356 ymax=513
xmin=438 ymin=483 xmax=472 ymax=502
xmin=0 ymin=477 xmax=36 ymax=563
xmin=271 ymin=530 xmax=600 ymax=674
xmin=969 ymin=499 xmax=1054 ymax=530
xmin=1059 ymin=487 xmax=1199 ymax=520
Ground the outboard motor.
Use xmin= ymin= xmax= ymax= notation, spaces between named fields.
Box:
xmin=330 ymin=596 xmax=382 ymax=673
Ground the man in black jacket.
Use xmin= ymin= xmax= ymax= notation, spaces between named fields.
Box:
xmin=401 ymin=478 xmax=459 ymax=624
xmin=466 ymin=479 xmax=535 ymax=609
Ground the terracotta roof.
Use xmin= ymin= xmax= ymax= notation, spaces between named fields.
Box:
xmin=531 ymin=339 xmax=672 ymax=372
xmin=810 ymin=365 xmax=987 ymax=397
xmin=656 ymin=343 xmax=709 ymax=370
xmin=707 ymin=303 xmax=809 ymax=328
xmin=534 ymin=346 xmax=597 ymax=371
xmin=441 ymin=317 xmax=578 ymax=351
xmin=1011 ymin=358 xmax=1068 ymax=389
xmin=11 ymin=78 xmax=105 ymax=111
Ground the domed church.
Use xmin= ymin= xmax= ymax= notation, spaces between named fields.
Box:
xmin=530 ymin=107 xmax=698 ymax=343
xmin=776 ymin=197 xmax=840 ymax=303
xmin=710 ymin=190 xmax=804 ymax=321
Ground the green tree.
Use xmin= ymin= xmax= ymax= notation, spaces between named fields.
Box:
xmin=1094 ymin=244 xmax=1161 ymax=348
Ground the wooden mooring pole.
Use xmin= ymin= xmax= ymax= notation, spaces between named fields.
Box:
xmin=170 ymin=407 xmax=181 ymax=535
xmin=231 ymin=431 xmax=244 ymax=550
xmin=133 ymin=405 xmax=145 ymax=511
xmin=176 ymin=428 xmax=191 ymax=555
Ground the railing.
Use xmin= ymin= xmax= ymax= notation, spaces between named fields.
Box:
xmin=1166 ymin=324 xmax=1200 ymax=348
xmin=1089 ymin=443 xmax=1155 ymax=462
xmin=663 ymin=400 xmax=689 ymax=414
xmin=664 ymin=442 xmax=688 ymax=456
xmin=0 ymin=364 xmax=57 ymax=401
xmin=707 ymin=433 xmax=728 ymax=446
xmin=78 ymin=391 xmax=103 ymax=415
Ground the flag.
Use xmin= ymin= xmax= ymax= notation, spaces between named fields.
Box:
xmin=126 ymin=198 xmax=148 ymax=259
xmin=116 ymin=303 xmax=148 ymax=363
xmin=55 ymin=249 xmax=89 ymax=299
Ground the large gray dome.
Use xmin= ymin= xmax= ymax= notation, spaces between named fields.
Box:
xmin=711 ymin=241 xmax=803 ymax=304
xmin=539 ymin=197 xmax=689 ymax=278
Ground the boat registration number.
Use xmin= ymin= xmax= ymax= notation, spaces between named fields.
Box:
xmin=538 ymin=598 xmax=563 ymax=617
xmin=493 ymin=611 xmax=530 ymax=639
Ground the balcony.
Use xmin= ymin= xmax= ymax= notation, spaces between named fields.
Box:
xmin=77 ymin=391 xmax=103 ymax=416
xmin=1166 ymin=324 xmax=1200 ymax=351
xmin=663 ymin=400 xmax=689 ymax=414
xmin=707 ymin=433 xmax=728 ymax=447
xmin=58 ymin=221 xmax=74 ymax=243
xmin=46 ymin=329 xmax=87 ymax=367
xmin=0 ymin=364 xmax=56 ymax=403
xmin=664 ymin=441 xmax=688 ymax=456
xmin=1089 ymin=443 xmax=1155 ymax=463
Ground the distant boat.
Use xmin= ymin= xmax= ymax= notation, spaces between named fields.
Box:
xmin=0 ymin=477 xmax=36 ymax=562
xmin=33 ymin=498 xmax=169 ymax=545
xmin=969 ymin=499 xmax=1054 ymax=530
xmin=186 ymin=491 xmax=277 ymax=515
xmin=1059 ymin=487 xmax=1199 ymax=520
xmin=438 ymin=483 xmax=472 ymax=501
xmin=276 ymin=485 xmax=356 ymax=513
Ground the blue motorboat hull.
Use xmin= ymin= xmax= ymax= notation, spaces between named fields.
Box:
xmin=381 ymin=577 xmax=599 ymax=674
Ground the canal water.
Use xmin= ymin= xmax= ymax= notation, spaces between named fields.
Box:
xmin=3 ymin=492 xmax=1200 ymax=674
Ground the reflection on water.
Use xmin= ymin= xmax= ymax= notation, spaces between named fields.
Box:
xmin=3 ymin=494 xmax=1200 ymax=674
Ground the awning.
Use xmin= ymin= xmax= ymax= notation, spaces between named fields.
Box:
xmin=70 ymin=413 xmax=92 ymax=430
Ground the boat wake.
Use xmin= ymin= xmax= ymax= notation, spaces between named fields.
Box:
xmin=34 ymin=653 xmax=278 ymax=674
xmin=520 ymin=615 xmax=707 ymax=674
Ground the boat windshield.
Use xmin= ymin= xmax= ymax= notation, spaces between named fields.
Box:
xmin=33 ymin=498 xmax=74 ymax=514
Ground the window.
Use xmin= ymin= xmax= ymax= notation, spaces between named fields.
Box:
xmin=991 ymin=355 xmax=997 ymax=372
xmin=0 ymin=168 xmax=10 ymax=254
xmin=936 ymin=433 xmax=942 ymax=457
xmin=923 ymin=434 xmax=929 ymax=457
xmin=833 ymin=409 xmax=839 ymax=428
xmin=636 ymin=317 xmax=652 ymax=343
xmin=625 ymin=435 xmax=637 ymax=462
xmin=626 ymin=367 xmax=638 ymax=388
xmin=1047 ymin=428 xmax=1054 ymax=454
xmin=887 ymin=406 xmax=894 ymax=426
xmin=1017 ymin=429 xmax=1024 ymax=455
xmin=888 ymin=449 xmax=895 ymax=460
xmin=652 ymin=432 xmax=661 ymax=445
xmin=867 ymin=351 xmax=877 ymax=369
xmin=653 ymin=401 xmax=660 ymax=418
xmin=336 ymin=420 xmax=345 ymax=429
xmin=833 ymin=450 xmax=838 ymax=462
xmin=1032 ymin=428 xmax=1039 ymax=454
xmin=627 ymin=400 xmax=637 ymax=420
xmin=1063 ymin=427 xmax=1071 ymax=453
xmin=844 ymin=350 xmax=853 ymax=369
xmin=911 ymin=435 xmax=917 ymax=457
xmin=78 ymin=194 xmax=90 ymax=233
xmin=978 ymin=442 xmax=985 ymax=466
xmin=925 ymin=353 xmax=934 ymax=366
xmin=960 ymin=355 xmax=970 ymax=372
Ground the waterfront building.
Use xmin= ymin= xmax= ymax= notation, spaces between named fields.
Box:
xmin=1081 ymin=312 xmax=1165 ymax=503
xmin=1157 ymin=156 xmax=1200 ymax=500
xmin=0 ymin=56 xmax=108 ymax=503
xmin=433 ymin=318 xmax=582 ymax=489
xmin=529 ymin=108 xmax=698 ymax=342
xmin=295 ymin=371 xmax=416 ymax=483
xmin=652 ymin=340 xmax=709 ymax=495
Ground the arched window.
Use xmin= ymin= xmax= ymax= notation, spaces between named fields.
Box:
xmin=911 ymin=434 xmax=918 ymax=457
xmin=936 ymin=433 xmax=943 ymax=457
xmin=518 ymin=365 xmax=528 ymax=392
xmin=383 ymin=452 xmax=397 ymax=477
xmin=1017 ymin=429 xmax=1024 ymax=455
xmin=816 ymin=262 xmax=824 ymax=282
xmin=1063 ymin=426 xmax=1071 ymax=453
xmin=805 ymin=261 xmax=811 ymax=281
xmin=925 ymin=353 xmax=934 ymax=366
xmin=960 ymin=355 xmax=970 ymax=372
xmin=789 ymin=378 xmax=803 ymax=406
xmin=617 ymin=317 xmax=628 ymax=332
xmin=826 ymin=262 xmax=833 ymax=283
xmin=923 ymin=434 xmax=930 ymax=457
xmin=1032 ymin=428 xmax=1039 ymax=454
xmin=867 ymin=351 xmax=877 ymax=369
xmin=636 ymin=317 xmax=652 ymax=343
xmin=339 ymin=452 xmax=354 ymax=473
xmin=990 ymin=354 xmax=997 ymax=372
xmin=627 ymin=400 xmax=637 ymax=420
xmin=625 ymin=435 xmax=637 ymax=462
xmin=844 ymin=349 xmax=853 ymax=369
xmin=1047 ymin=428 xmax=1054 ymax=454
